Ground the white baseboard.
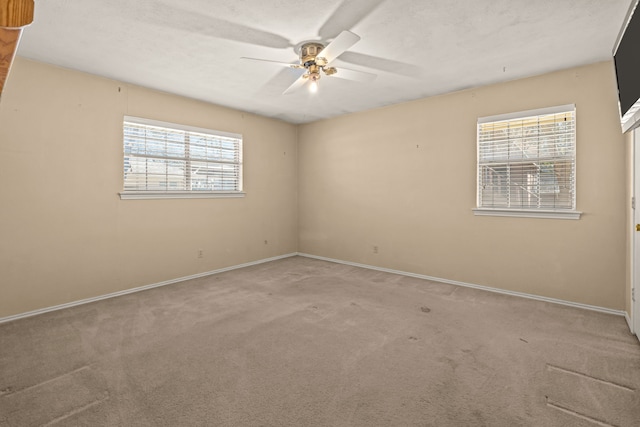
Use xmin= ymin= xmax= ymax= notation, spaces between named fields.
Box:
xmin=2 ymin=251 xmax=627 ymax=325
xmin=0 ymin=253 xmax=298 ymax=324
xmin=298 ymin=253 xmax=627 ymax=317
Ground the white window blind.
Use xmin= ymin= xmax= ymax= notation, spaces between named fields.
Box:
xmin=122 ymin=117 xmax=243 ymax=198
xmin=476 ymin=105 xmax=577 ymax=217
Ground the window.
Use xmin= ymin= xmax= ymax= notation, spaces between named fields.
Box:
xmin=120 ymin=117 xmax=243 ymax=199
xmin=474 ymin=105 xmax=580 ymax=219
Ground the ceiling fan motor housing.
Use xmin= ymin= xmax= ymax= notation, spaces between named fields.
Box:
xmin=300 ymin=42 xmax=325 ymax=67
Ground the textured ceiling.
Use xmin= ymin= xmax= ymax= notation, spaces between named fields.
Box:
xmin=16 ymin=0 xmax=634 ymax=124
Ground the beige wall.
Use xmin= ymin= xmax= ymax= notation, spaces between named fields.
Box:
xmin=0 ymin=58 xmax=629 ymax=318
xmin=298 ymin=61 xmax=627 ymax=310
xmin=0 ymin=58 xmax=298 ymax=318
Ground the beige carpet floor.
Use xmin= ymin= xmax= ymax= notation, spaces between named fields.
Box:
xmin=1 ymin=256 xmax=639 ymax=426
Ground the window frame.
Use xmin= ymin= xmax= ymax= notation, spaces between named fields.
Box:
xmin=119 ymin=116 xmax=244 ymax=200
xmin=473 ymin=104 xmax=581 ymax=220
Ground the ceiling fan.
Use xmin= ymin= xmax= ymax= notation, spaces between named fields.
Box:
xmin=241 ymin=30 xmax=377 ymax=95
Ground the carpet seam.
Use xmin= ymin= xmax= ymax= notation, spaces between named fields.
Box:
xmin=41 ymin=394 xmax=110 ymax=427
xmin=546 ymin=400 xmax=618 ymax=427
xmin=0 ymin=366 xmax=91 ymax=397
xmin=546 ymin=364 xmax=636 ymax=392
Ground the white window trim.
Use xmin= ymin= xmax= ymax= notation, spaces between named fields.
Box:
xmin=477 ymin=104 xmax=575 ymax=124
xmin=475 ymin=104 xmax=579 ymax=219
xmin=621 ymin=100 xmax=640 ymax=133
xmin=472 ymin=208 xmax=581 ymax=220
xmin=119 ymin=191 xmax=246 ymax=200
xmin=119 ymin=116 xmax=244 ymax=200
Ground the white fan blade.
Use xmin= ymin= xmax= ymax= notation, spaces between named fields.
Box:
xmin=318 ymin=0 xmax=386 ymax=40
xmin=332 ymin=67 xmax=377 ymax=83
xmin=283 ymin=74 xmax=308 ymax=95
xmin=240 ymin=57 xmax=302 ymax=69
xmin=318 ymin=30 xmax=361 ymax=64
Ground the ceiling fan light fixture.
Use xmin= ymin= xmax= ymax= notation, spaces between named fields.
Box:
xmin=324 ymin=67 xmax=337 ymax=76
xmin=308 ymin=70 xmax=321 ymax=93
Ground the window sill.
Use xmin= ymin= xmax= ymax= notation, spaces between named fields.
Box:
xmin=472 ymin=208 xmax=581 ymax=220
xmin=119 ymin=191 xmax=246 ymax=200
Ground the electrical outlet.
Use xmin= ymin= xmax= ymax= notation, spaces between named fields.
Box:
xmin=198 ymin=249 xmax=204 ymax=259
xmin=373 ymin=245 xmax=379 ymax=254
